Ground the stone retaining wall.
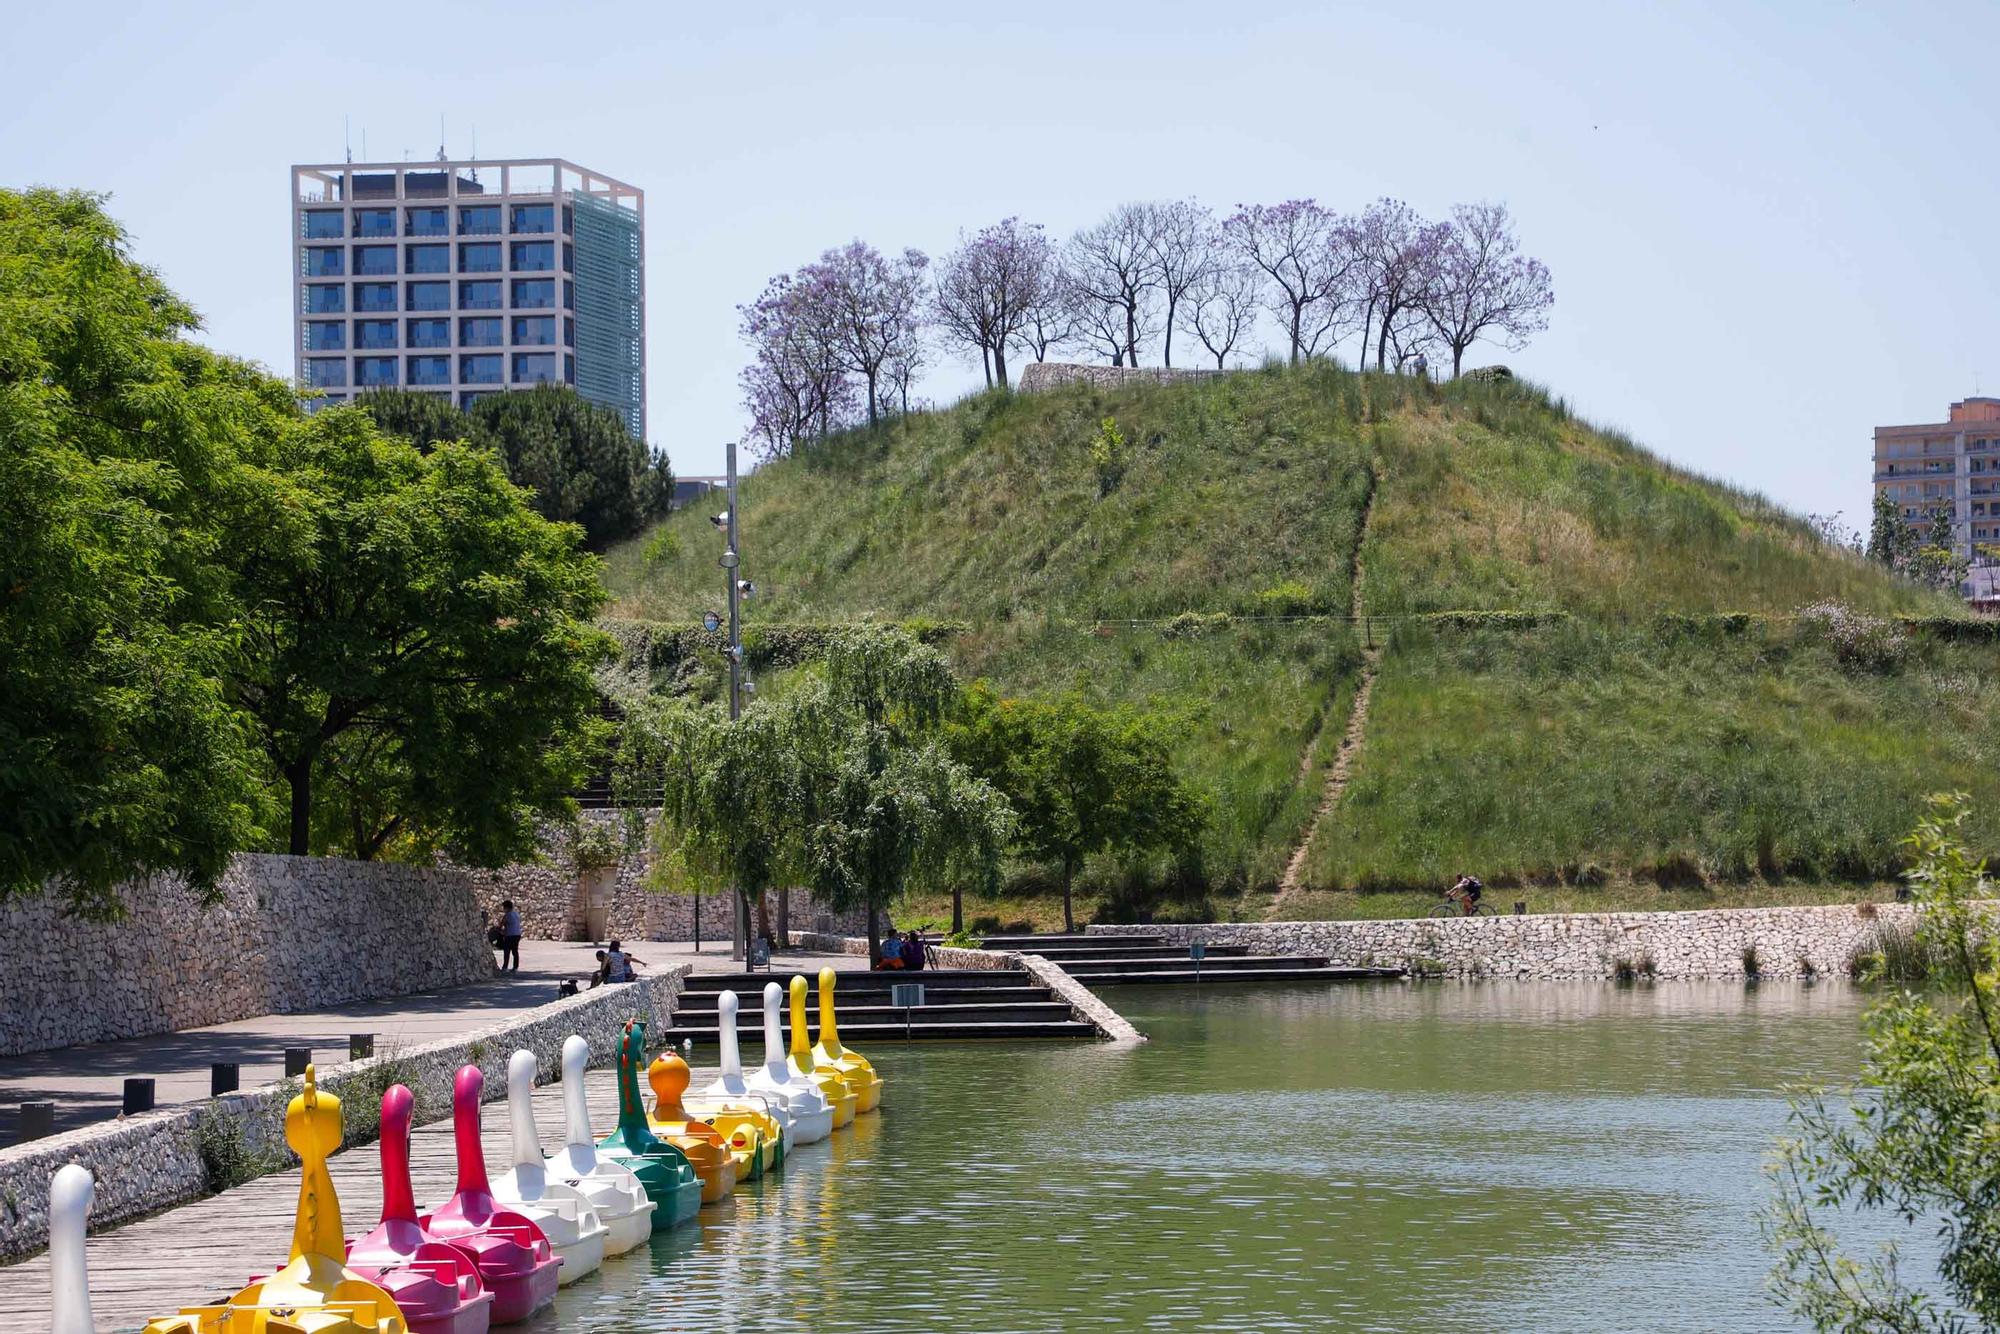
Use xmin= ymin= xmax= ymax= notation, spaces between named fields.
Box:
xmin=1089 ymin=902 xmax=1920 ymax=979
xmin=0 ymin=966 xmax=690 ymax=1262
xmin=467 ymin=811 xmax=872 ymax=943
xmin=0 ymin=856 xmax=492 ymax=1058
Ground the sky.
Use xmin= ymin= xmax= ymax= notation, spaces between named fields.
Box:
xmin=4 ymin=1 xmax=1994 ymax=530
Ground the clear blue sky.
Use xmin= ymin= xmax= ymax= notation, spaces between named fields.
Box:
xmin=5 ymin=1 xmax=1991 ymax=528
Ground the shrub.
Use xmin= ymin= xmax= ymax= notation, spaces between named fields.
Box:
xmin=1795 ymin=601 xmax=1907 ymax=672
xmin=193 ymin=1105 xmax=288 ymax=1194
xmin=1160 ymin=611 xmax=1232 ymax=640
xmin=1089 ymin=416 xmax=1131 ymax=496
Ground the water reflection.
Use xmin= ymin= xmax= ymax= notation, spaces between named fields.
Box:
xmin=530 ymin=979 xmax=1926 ymax=1332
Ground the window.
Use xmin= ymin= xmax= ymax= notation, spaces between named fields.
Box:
xmin=562 ymin=242 xmax=574 ymax=274
xmin=304 ymin=246 xmax=344 ymax=277
xmin=459 ymin=242 xmax=503 ymax=273
xmin=459 ymin=280 xmax=503 ymax=310
xmin=305 ymin=357 xmax=348 ymax=388
xmin=303 ymin=283 xmax=346 ymax=314
xmin=563 ymin=279 xmax=575 ymax=311
xmin=355 ymin=356 xmax=399 ymax=387
xmin=512 ymin=352 xmax=558 ymax=384
xmin=352 ymin=245 xmax=396 ymax=276
xmin=460 ymin=353 xmax=503 ymax=384
xmin=460 ymin=316 xmax=503 ymax=347
xmin=458 ymin=205 xmax=501 ymax=235
xmin=563 ymin=316 xmax=575 ymax=347
xmin=405 ymin=281 xmax=450 ymax=312
xmin=460 ymin=390 xmax=496 ymax=410
xmin=405 ymin=206 xmax=449 ymax=237
xmin=406 ymin=317 xmax=451 ymax=349
xmin=564 ymin=353 xmax=575 ymax=383
xmin=562 ymin=204 xmax=573 ymax=235
xmin=303 ymin=210 xmax=344 ymax=239
xmin=303 ymin=393 xmax=348 ymax=414
xmin=511 ymin=240 xmax=554 ymax=271
xmin=510 ymin=203 xmax=555 ymax=234
xmin=353 ymin=208 xmax=396 ymax=238
xmin=405 ymin=244 xmax=449 ymax=274
xmin=304 ymin=321 xmax=346 ymax=351
xmin=512 ymin=315 xmax=555 ymax=345
xmin=354 ymin=282 xmax=397 ymax=312
xmin=354 ymin=319 xmax=397 ymax=350
xmin=512 ymin=278 xmax=555 ymax=309
xmin=407 ymin=355 xmax=451 ymax=386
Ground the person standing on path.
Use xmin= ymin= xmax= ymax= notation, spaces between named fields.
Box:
xmin=497 ymin=900 xmax=523 ymax=971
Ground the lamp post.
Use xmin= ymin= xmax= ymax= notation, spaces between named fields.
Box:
xmin=720 ymin=440 xmax=747 ymax=960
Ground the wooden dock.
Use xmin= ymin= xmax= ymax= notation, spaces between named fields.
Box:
xmin=0 ymin=1062 xmax=750 ymax=1331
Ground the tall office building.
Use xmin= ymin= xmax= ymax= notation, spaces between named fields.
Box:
xmin=291 ymin=157 xmax=645 ymax=438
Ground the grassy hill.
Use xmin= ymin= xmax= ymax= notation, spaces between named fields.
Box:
xmin=602 ymin=363 xmax=1985 ymax=927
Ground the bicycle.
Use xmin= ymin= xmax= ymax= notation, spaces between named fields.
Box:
xmin=1428 ymin=884 xmax=1497 ymax=918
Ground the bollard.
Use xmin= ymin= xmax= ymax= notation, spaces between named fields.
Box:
xmin=20 ymin=1101 xmax=55 ymax=1141
xmin=211 ymin=1062 xmax=239 ymax=1096
xmin=349 ymin=1033 xmax=374 ymax=1061
xmin=1514 ymin=900 xmax=1527 ymax=916
xmin=122 ymin=1078 xmax=155 ymax=1115
xmin=284 ymin=1046 xmax=311 ymax=1077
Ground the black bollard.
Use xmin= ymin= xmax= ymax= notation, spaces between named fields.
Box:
xmin=19 ymin=1101 xmax=55 ymax=1141
xmin=210 ymin=1062 xmax=239 ymax=1096
xmin=349 ymin=1033 xmax=374 ymax=1060
xmin=122 ymin=1078 xmax=155 ymax=1115
xmin=284 ymin=1046 xmax=311 ymax=1077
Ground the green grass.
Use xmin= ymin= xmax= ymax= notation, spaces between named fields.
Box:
xmin=601 ymin=363 xmax=1975 ymax=922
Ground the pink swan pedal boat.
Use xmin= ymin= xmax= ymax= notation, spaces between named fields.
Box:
xmin=420 ymin=1066 xmax=562 ymax=1324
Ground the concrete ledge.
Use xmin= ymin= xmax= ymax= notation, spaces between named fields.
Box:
xmin=1088 ymin=902 xmax=1924 ymax=979
xmin=0 ymin=965 xmax=690 ymax=1262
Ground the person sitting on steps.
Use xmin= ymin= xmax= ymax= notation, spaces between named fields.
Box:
xmin=874 ymin=933 xmax=905 ymax=970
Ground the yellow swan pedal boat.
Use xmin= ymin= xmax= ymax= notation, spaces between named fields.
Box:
xmin=786 ymin=974 xmax=858 ymax=1127
xmin=811 ymin=966 xmax=883 ymax=1113
xmin=144 ymin=1065 xmax=407 ymax=1334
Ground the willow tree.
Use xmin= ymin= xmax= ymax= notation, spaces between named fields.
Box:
xmin=621 ymin=628 xmax=1011 ymax=960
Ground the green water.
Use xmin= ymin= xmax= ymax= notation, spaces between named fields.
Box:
xmin=536 ymin=980 xmax=1912 ymax=1332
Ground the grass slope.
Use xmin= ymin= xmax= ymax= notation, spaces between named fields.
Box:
xmin=604 ymin=364 xmax=1970 ymax=924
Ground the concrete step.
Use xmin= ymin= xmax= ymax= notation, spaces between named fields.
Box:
xmin=665 ymin=1019 xmax=1099 ymax=1043
xmin=974 ymin=932 xmax=1168 ymax=950
xmin=680 ymin=968 xmax=1025 ymax=993
xmin=1078 ymin=965 xmax=1406 ymax=986
xmin=1055 ymin=954 xmax=1334 ymax=975
xmin=1006 ymin=944 xmax=1253 ymax=962
xmin=674 ymin=985 xmax=1053 ymax=1012
xmin=674 ymin=999 xmax=1075 ymax=1024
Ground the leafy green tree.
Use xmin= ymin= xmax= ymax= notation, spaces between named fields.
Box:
xmin=1765 ymin=793 xmax=2000 ymax=1329
xmin=469 ymin=386 xmax=672 ymax=550
xmin=1866 ymin=491 xmax=1915 ymax=572
xmin=951 ymin=683 xmax=1204 ymax=932
xmin=0 ymin=188 xmax=276 ymax=914
xmin=1906 ymin=505 xmax=1971 ymax=596
xmin=226 ymin=409 xmax=614 ymax=860
xmin=353 ymin=388 xmax=476 ymax=453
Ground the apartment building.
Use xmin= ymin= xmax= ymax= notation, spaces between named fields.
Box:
xmin=291 ymin=157 xmax=645 ymax=437
xmin=1872 ymin=397 xmax=2000 ymax=558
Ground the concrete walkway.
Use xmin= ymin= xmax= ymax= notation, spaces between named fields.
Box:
xmin=0 ymin=940 xmax=865 ymax=1147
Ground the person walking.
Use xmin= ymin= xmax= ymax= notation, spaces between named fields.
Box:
xmin=497 ymin=900 xmax=523 ymax=972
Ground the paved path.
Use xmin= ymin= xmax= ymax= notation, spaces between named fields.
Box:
xmin=0 ymin=940 xmax=867 ymax=1147
xmin=0 ymin=1057 xmax=882 ymax=1332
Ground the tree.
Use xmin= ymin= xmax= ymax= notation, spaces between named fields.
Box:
xmin=1867 ymin=491 xmax=1918 ymax=570
xmin=934 ymin=218 xmax=1054 ymax=389
xmin=1906 ymin=504 xmax=1971 ymax=595
xmin=1069 ymin=204 xmax=1162 ymax=368
xmin=1013 ymin=261 xmax=1083 ymax=366
xmin=739 ymin=269 xmax=856 ymax=457
xmin=352 ymin=389 xmax=475 ymax=453
xmin=468 ymin=386 xmax=670 ymax=550
xmin=951 ymin=684 xmax=1204 ymax=933
xmin=1766 ymin=794 xmax=2000 ymax=1330
xmin=1144 ymin=199 xmax=1216 ymax=369
xmin=1417 ymin=202 xmax=1554 ymax=377
xmin=1352 ymin=198 xmax=1446 ymax=372
xmin=225 ymin=411 xmax=613 ymax=860
xmin=0 ymin=187 xmax=278 ymax=915
xmin=1221 ymin=200 xmax=1361 ymax=365
xmin=1182 ymin=261 xmax=1262 ymax=369
xmin=810 ymin=241 xmax=929 ymax=425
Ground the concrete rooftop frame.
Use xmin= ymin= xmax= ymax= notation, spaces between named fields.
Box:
xmin=292 ymin=157 xmax=643 ymax=210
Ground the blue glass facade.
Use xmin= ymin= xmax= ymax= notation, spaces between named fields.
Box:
xmin=355 ymin=283 xmax=397 ymax=312
xmin=511 ymin=241 xmax=554 ymax=271
xmin=460 ymin=353 xmax=503 ymax=384
xmin=459 ymin=242 xmax=502 ymax=273
xmin=355 ymin=356 xmax=398 ymax=386
xmin=306 ymin=358 xmax=348 ymax=388
xmin=512 ymin=278 xmax=554 ymax=309
xmin=459 ymin=280 xmax=502 ymax=310
xmin=408 ymin=355 xmax=451 ymax=386
xmin=406 ymin=206 xmax=449 ymax=237
xmin=407 ymin=317 xmax=451 ymax=348
xmin=568 ymin=191 xmax=644 ymax=436
xmin=353 ymin=209 xmax=396 ymax=237
xmin=512 ymin=315 xmax=556 ymax=345
xmin=512 ymin=352 xmax=558 ymax=384
xmin=406 ymin=281 xmax=449 ymax=311
xmin=458 ymin=205 xmax=501 ymax=235
xmin=406 ymin=244 xmax=449 ymax=274
xmin=303 ymin=210 xmax=344 ymax=239
xmin=353 ymin=245 xmax=396 ymax=275
xmin=460 ymin=317 xmax=503 ymax=346
xmin=304 ymin=284 xmax=345 ymax=313
xmin=304 ymin=247 xmax=344 ymax=276
xmin=510 ymin=203 xmax=554 ymax=233
xmin=305 ymin=321 xmax=345 ymax=351
xmin=354 ymin=319 xmax=397 ymax=349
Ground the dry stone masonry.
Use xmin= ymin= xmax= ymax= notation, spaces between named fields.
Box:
xmin=1090 ymin=902 xmax=1920 ymax=979
xmin=1016 ymin=362 xmax=1221 ymax=393
xmin=0 ymin=855 xmax=492 ymax=1058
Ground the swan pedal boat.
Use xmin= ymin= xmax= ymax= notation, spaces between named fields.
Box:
xmin=743 ymin=981 xmax=835 ymax=1144
xmin=785 ymin=973 xmax=858 ymax=1127
xmin=644 ymin=1050 xmax=741 ymax=1202
xmin=594 ymin=1019 xmax=704 ymax=1228
xmin=542 ymin=1033 xmax=656 ymax=1253
xmin=488 ymin=1049 xmax=608 ymax=1284
xmin=682 ymin=988 xmax=793 ymax=1170
xmin=811 ymin=966 xmax=883 ymax=1113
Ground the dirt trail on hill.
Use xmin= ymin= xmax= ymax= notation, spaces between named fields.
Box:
xmin=1273 ymin=453 xmax=1382 ymax=914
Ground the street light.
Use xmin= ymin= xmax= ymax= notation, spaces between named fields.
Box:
xmin=719 ymin=440 xmax=748 ymax=960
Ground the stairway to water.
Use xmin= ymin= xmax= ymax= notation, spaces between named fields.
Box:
xmin=967 ymin=932 xmax=1405 ymax=986
xmin=669 ymin=968 xmax=1098 ymax=1043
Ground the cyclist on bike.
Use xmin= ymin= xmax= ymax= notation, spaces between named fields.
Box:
xmin=1451 ymin=874 xmax=1484 ymax=915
